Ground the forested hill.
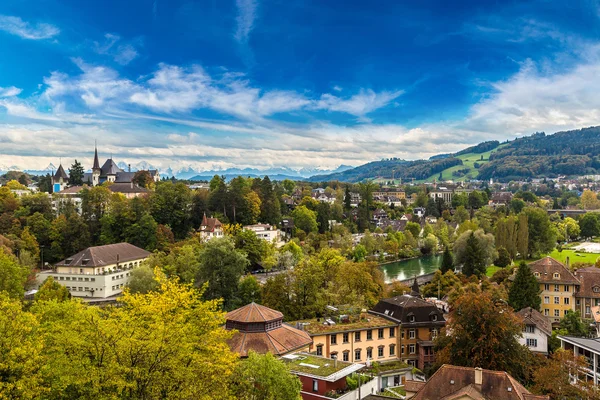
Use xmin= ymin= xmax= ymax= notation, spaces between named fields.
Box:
xmin=308 ymin=157 xmax=463 ymax=183
xmin=309 ymin=126 xmax=600 ymax=183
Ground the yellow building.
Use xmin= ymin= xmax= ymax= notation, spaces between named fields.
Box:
xmin=373 ymin=190 xmax=406 ymax=200
xmin=529 ymin=257 xmax=580 ymax=324
xmin=293 ymin=314 xmax=399 ymax=363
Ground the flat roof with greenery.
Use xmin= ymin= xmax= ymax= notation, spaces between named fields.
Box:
xmin=291 ymin=313 xmax=395 ymax=335
xmin=282 ymin=353 xmax=363 ymax=380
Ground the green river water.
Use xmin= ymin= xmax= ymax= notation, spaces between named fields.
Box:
xmin=381 ymin=254 xmax=442 ymax=283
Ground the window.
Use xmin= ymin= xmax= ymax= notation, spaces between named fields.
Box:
xmin=84 ymin=277 xmax=89 ymax=282
xmin=343 ymin=351 xmax=349 ymax=362
xmin=534 ymin=272 xmax=540 ymax=277
xmin=525 ymin=325 xmax=535 ymax=333
xmin=316 ymin=345 xmax=323 ymax=356
xmin=378 ymin=346 xmax=384 ymax=358
xmin=91 ymin=278 xmax=95 ymax=282
xmin=595 ymin=287 xmax=600 ymax=293
xmin=366 ymin=330 xmax=372 ymax=340
xmin=378 ymin=328 xmax=384 ymax=339
xmin=554 ymin=297 xmax=560 ymax=304
xmin=564 ymin=285 xmax=569 ymax=292
xmin=544 ymin=296 xmax=549 ymax=304
xmin=432 ymin=314 xmax=437 ymax=321
xmin=544 ymin=309 xmax=549 ymax=316
xmin=78 ymin=287 xmax=83 ymax=291
xmin=401 ymin=345 xmax=405 ymax=354
xmin=586 ymin=306 xmax=591 ymax=314
xmin=554 ymin=273 xmax=560 ymax=279
xmin=526 ymin=338 xmax=538 ymax=347
xmin=355 ymin=331 xmax=361 ymax=342
xmin=331 ymin=334 xmax=337 ymax=345
xmin=408 ymin=315 xmax=415 ymax=322
xmin=59 ymin=276 xmax=64 ymax=281
xmin=343 ymin=333 xmax=349 ymax=343
xmin=577 ymin=299 xmax=581 ymax=306
xmin=430 ymin=328 xmax=438 ymax=339
xmin=79 ymin=268 xmax=83 ymax=273
xmin=544 ymin=284 xmax=550 ymax=291
xmin=554 ymin=285 xmax=560 ymax=292
xmin=331 ymin=352 xmax=338 ymax=360
xmin=389 ymin=344 xmax=396 ymax=356
xmin=564 ymin=310 xmax=569 ymax=316
xmin=312 ymin=379 xmax=318 ymax=392
xmin=367 ymin=348 xmax=373 ymax=359
xmin=389 ymin=327 xmax=395 ymax=338
xmin=401 ymin=330 xmax=405 ymax=339
xmin=554 ymin=310 xmax=560 ymax=317
xmin=409 ymin=344 xmax=416 ymax=354
xmin=564 ymin=297 xmax=570 ymax=305
xmin=355 ymin=349 xmax=361 ymax=361
xmin=409 ymin=329 xmax=416 ymax=339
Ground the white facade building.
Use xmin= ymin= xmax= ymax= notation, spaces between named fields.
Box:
xmin=243 ymin=223 xmax=281 ymax=243
xmin=38 ymin=243 xmax=150 ymax=299
xmin=516 ymin=307 xmax=551 ymax=355
xmin=559 ymin=335 xmax=600 ymax=385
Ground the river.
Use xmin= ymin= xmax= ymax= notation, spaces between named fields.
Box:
xmin=381 ymin=254 xmax=442 ymax=283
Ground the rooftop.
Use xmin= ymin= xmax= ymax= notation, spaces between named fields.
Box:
xmin=282 ymin=353 xmax=364 ymax=381
xmin=55 ymin=243 xmax=151 ymax=268
xmin=290 ymin=313 xmax=395 ymax=335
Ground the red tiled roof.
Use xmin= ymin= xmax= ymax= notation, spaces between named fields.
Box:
xmin=529 ymin=257 xmax=580 ymax=285
xmin=226 ymin=302 xmax=283 ymax=323
xmin=227 ymin=323 xmax=312 ymax=357
xmin=574 ymin=267 xmax=600 ymax=298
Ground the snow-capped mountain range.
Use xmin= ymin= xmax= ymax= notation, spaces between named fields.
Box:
xmin=0 ymin=162 xmax=353 ymax=181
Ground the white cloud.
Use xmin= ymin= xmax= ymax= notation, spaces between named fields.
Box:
xmin=0 ymin=86 xmax=22 ymax=97
xmin=316 ymin=89 xmax=404 ymax=118
xmin=234 ymin=0 xmax=258 ymax=43
xmin=0 ymin=15 xmax=59 ymax=40
xmin=94 ymin=33 xmax=139 ymax=65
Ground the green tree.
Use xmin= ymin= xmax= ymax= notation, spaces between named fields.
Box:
xmin=353 ymin=244 xmax=367 ymax=262
xmin=234 ymin=229 xmax=269 ymax=268
xmin=452 ymin=205 xmax=469 ymax=224
xmin=234 ymin=275 xmax=262 ymax=307
xmin=150 ymin=181 xmax=192 ymax=239
xmin=523 ymin=207 xmax=557 ymax=256
xmin=232 ymin=351 xmax=302 ymax=400
xmin=454 ymin=229 xmax=496 ymax=277
xmin=68 ymin=160 xmax=85 ymax=186
xmin=559 ymin=310 xmax=589 ymax=337
xmin=0 ymin=249 xmax=29 ymax=299
xmin=440 ymin=246 xmax=454 ymax=274
xmin=124 ymin=213 xmax=158 ymax=251
xmin=291 ymin=205 xmax=318 ymax=234
xmin=579 ymin=213 xmax=600 ymax=239
xmin=35 ymin=277 xmax=71 ymax=302
xmin=258 ymin=177 xmax=281 ymax=225
xmin=196 ymin=237 xmax=249 ymax=309
xmin=127 ymin=265 xmax=158 ymax=294
xmin=508 ymin=261 xmax=541 ymax=311
xmin=517 ymin=213 xmax=529 ymax=259
xmin=132 ymin=170 xmax=153 ymax=188
xmin=344 ymin=185 xmax=352 ymax=210
xmin=405 ymin=221 xmax=421 ymax=238
xmin=495 ymin=247 xmax=511 ymax=268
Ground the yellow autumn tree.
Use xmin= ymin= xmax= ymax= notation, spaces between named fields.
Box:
xmin=0 ymin=294 xmax=45 ymax=399
xmin=33 ymin=269 xmax=239 ymax=399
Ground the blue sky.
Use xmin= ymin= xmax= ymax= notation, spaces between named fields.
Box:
xmin=1 ymin=0 xmax=600 ymax=173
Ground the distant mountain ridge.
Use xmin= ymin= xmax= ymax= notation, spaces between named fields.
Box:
xmin=309 ymin=126 xmax=600 ymax=182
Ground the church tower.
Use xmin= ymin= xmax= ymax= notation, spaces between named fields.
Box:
xmin=92 ymin=142 xmax=101 ymax=186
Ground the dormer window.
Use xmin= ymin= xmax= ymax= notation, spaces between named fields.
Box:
xmin=408 ymin=314 xmax=415 ymax=322
xmin=554 ymin=273 xmax=560 ymax=279
xmin=534 ymin=272 xmax=540 ymax=277
xmin=432 ymin=315 xmax=438 ymax=321
xmin=594 ymin=286 xmax=600 ymax=293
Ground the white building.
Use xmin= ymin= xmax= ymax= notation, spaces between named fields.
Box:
xmin=516 ymin=307 xmax=551 ymax=355
xmin=38 ymin=243 xmax=150 ymax=299
xmin=243 ymin=223 xmax=281 ymax=243
xmin=199 ymin=213 xmax=224 ymax=240
xmin=559 ymin=335 xmax=600 ymax=385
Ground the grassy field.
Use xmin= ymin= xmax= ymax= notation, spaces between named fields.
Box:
xmin=418 ymin=144 xmax=508 ymax=183
xmin=543 ymin=249 xmax=600 ymax=265
xmin=486 ymin=265 xmax=503 ymax=277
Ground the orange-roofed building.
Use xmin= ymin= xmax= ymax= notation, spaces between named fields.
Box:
xmin=225 ymin=302 xmax=312 ymax=357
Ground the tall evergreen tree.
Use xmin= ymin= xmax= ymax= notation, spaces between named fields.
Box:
xmin=68 ymin=160 xmax=85 ymax=186
xmin=440 ymin=246 xmax=454 ymax=274
xmin=462 ymin=232 xmax=486 ymax=277
xmin=344 ymin=185 xmax=352 ymax=211
xmin=508 ymin=261 xmax=541 ymax=311
xmin=517 ymin=213 xmax=529 ymax=259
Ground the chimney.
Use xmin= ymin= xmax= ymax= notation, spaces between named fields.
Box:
xmin=128 ymin=164 xmax=131 ymax=172
xmin=474 ymin=367 xmax=483 ymax=385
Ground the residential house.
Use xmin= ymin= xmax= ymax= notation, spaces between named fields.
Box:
xmin=406 ymin=364 xmax=549 ymax=400
xmin=369 ymin=283 xmax=446 ymax=370
xmin=574 ymin=267 xmax=600 ymax=319
xmin=292 ymin=313 xmax=399 ymax=364
xmin=516 ymin=307 xmax=551 ymax=355
xmin=198 ymin=213 xmax=224 ymax=240
xmin=489 ymin=192 xmax=513 ymax=207
xmin=39 ymin=243 xmax=150 ymax=299
xmin=225 ymin=302 xmax=312 ymax=357
xmin=244 ymin=223 xmax=281 ymax=243
xmin=372 ymin=209 xmax=388 ymax=222
xmin=413 ymin=207 xmax=425 ymax=218
xmin=559 ymin=335 xmax=600 ymax=385
xmin=529 ymin=257 xmax=579 ymax=324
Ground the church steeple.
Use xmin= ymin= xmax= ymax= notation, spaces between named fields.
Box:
xmin=93 ymin=141 xmax=100 ymax=170
xmin=410 ymin=277 xmax=422 ymax=298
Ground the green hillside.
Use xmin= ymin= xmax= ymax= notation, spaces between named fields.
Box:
xmin=419 ymin=145 xmax=507 ymax=182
